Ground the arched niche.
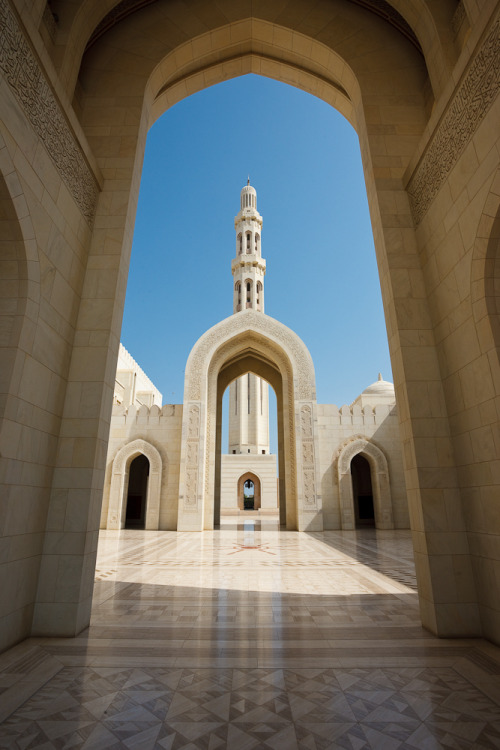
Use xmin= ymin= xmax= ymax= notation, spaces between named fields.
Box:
xmin=471 ymin=170 xmax=500 ymax=367
xmin=337 ymin=437 xmax=394 ymax=530
xmin=107 ymin=438 xmax=162 ymax=530
xmin=238 ymin=471 xmax=261 ymax=511
xmin=178 ymin=310 xmax=322 ymax=532
xmin=0 ymin=152 xmax=39 ymax=428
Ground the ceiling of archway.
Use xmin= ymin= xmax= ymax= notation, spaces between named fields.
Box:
xmin=85 ymin=0 xmax=422 ymax=54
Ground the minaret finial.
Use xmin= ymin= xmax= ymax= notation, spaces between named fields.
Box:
xmin=378 ymin=372 xmax=383 ymax=381
xmin=247 ymin=176 xmax=250 ymax=185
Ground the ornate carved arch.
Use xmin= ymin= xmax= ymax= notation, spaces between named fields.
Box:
xmin=178 ymin=311 xmax=321 ymax=532
xmin=107 ymin=439 xmax=163 ymax=530
xmin=337 ymin=437 xmax=393 ymax=530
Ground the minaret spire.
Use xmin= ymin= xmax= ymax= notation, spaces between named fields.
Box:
xmin=228 ymin=180 xmax=269 ymax=455
xmin=232 ymin=179 xmax=265 ymax=313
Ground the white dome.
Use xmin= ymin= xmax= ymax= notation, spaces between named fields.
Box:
xmin=362 ymin=373 xmax=394 ymax=397
xmin=240 ymin=180 xmax=257 ymax=210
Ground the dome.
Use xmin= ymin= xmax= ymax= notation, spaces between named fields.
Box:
xmin=240 ymin=178 xmax=257 ymax=210
xmin=351 ymin=373 xmax=395 ymax=407
xmin=362 ymin=373 xmax=394 ymax=397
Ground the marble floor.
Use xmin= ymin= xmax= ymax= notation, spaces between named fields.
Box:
xmin=1 ymin=513 xmax=499 ymax=749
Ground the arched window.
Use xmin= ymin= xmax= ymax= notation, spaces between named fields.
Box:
xmin=246 ymin=281 xmax=252 ymax=308
xmin=246 ymin=232 xmax=251 ymax=252
xmin=238 ymin=233 xmax=242 ymax=253
xmin=255 ymin=233 xmax=260 ymax=253
xmin=256 ymin=281 xmax=262 ymax=309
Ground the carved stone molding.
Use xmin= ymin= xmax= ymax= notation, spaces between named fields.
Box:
xmin=184 ymin=404 xmax=200 ymax=510
xmin=300 ymin=404 xmax=317 ymax=508
xmin=337 ymin=436 xmax=387 ymax=476
xmin=186 ymin=311 xmax=314 ymax=401
xmin=0 ymin=1 xmax=99 ymax=224
xmin=113 ymin=438 xmax=161 ymax=474
xmin=407 ymin=12 xmax=500 ymax=224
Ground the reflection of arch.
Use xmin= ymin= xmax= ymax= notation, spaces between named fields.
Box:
xmin=107 ymin=439 xmax=162 ymax=530
xmin=337 ymin=437 xmax=393 ymax=530
xmin=178 ymin=309 xmax=321 ymax=532
xmin=237 ymin=471 xmax=261 ymax=510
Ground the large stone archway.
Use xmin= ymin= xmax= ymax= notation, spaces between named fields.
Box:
xmin=1 ymin=1 xmax=499 ymax=648
xmin=178 ymin=310 xmax=322 ymax=532
xmin=107 ymin=439 xmax=163 ymax=531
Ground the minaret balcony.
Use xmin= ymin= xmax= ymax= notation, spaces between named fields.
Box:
xmin=232 ymin=255 xmax=266 ymax=272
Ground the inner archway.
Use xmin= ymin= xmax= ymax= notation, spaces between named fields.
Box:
xmin=220 ymin=370 xmax=279 ymax=520
xmin=214 ymin=354 xmax=290 ymax=530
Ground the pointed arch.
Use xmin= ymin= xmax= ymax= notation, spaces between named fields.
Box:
xmin=178 ymin=309 xmax=321 ymax=531
xmin=237 ymin=471 xmax=262 ymax=510
xmin=107 ymin=438 xmax=163 ymax=530
xmin=337 ymin=437 xmax=394 ymax=530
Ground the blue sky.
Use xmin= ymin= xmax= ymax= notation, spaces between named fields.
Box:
xmin=122 ymin=74 xmax=392 ymax=418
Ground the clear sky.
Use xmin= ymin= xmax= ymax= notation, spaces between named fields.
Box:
xmin=122 ymin=74 xmax=392 ymax=417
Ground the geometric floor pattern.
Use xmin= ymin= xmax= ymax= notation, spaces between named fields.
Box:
xmin=1 ymin=514 xmax=499 ymax=749
xmin=2 ymin=665 xmax=500 ymax=749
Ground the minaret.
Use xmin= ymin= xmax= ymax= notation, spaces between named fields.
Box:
xmin=228 ymin=180 xmax=270 ymax=455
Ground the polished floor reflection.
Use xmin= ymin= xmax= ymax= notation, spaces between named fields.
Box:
xmin=1 ymin=513 xmax=499 ymax=748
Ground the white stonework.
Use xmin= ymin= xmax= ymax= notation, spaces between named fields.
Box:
xmin=229 ymin=182 xmax=270 ymax=457
xmin=114 ymin=343 xmax=163 ymax=408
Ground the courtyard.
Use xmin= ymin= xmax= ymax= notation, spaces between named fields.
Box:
xmin=0 ymin=517 xmax=499 ymax=748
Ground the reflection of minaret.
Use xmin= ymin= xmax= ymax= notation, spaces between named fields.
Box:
xmin=228 ymin=180 xmax=270 ymax=455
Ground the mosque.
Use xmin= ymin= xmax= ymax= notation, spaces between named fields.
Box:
xmin=102 ymin=181 xmax=409 ymax=534
xmin=1 ymin=2 xmax=500 ymax=744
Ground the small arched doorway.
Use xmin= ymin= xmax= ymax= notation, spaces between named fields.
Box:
xmin=125 ymin=454 xmax=150 ymax=528
xmin=337 ymin=437 xmax=394 ymax=530
xmin=107 ymin=439 xmax=163 ymax=530
xmin=351 ymin=453 xmax=375 ymax=527
xmin=237 ymin=472 xmax=262 ymax=510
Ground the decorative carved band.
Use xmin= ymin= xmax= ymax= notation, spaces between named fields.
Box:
xmin=0 ymin=1 xmax=99 ymax=224
xmin=300 ymin=404 xmax=317 ymax=508
xmin=337 ymin=436 xmax=387 ymax=476
xmin=186 ymin=311 xmax=314 ymax=401
xmin=184 ymin=404 xmax=200 ymax=510
xmin=407 ymin=13 xmax=500 ymax=224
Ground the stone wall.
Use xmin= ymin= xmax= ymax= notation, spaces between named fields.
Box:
xmin=101 ymin=404 xmax=183 ymax=530
xmin=317 ymin=404 xmax=409 ymax=530
xmin=220 ymin=454 xmax=278 ymax=510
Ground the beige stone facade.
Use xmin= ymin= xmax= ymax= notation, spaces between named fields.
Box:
xmin=103 ymin=356 xmax=406 ymax=533
xmin=0 ymin=0 xmax=499 ymax=654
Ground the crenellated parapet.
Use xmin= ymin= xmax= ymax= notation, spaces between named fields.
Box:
xmin=111 ymin=403 xmax=183 ymax=423
xmin=318 ymin=403 xmax=397 ymax=426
